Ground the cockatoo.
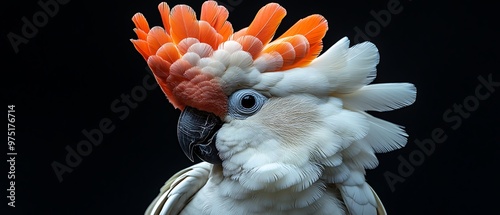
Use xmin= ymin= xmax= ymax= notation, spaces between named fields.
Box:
xmin=131 ymin=1 xmax=416 ymax=214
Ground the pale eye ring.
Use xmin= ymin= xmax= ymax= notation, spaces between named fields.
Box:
xmin=228 ymin=89 xmax=267 ymax=119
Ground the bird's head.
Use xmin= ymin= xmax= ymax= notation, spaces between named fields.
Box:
xmin=131 ymin=1 xmax=416 ymax=184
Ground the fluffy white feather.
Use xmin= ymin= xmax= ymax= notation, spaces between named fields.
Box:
xmin=340 ymin=83 xmax=417 ymax=112
xmin=251 ymin=37 xmax=380 ymax=98
xmin=362 ymin=112 xmax=409 ymax=153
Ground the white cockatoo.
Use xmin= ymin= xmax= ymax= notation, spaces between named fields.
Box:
xmin=131 ymin=1 xmax=416 ymax=214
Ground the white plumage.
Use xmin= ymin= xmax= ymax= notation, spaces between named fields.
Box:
xmin=132 ymin=2 xmax=416 ymax=214
xmin=144 ymin=35 xmax=415 ymax=214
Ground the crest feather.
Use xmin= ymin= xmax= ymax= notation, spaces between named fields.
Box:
xmin=156 ymin=43 xmax=181 ymax=64
xmin=132 ymin=13 xmax=150 ymax=34
xmin=236 ymin=36 xmax=264 ymax=59
xmin=147 ymin=26 xmax=173 ymax=55
xmin=130 ymin=1 xmax=331 ymax=116
xmin=241 ymin=3 xmax=286 ymax=47
xmin=158 ymin=2 xmax=171 ymax=34
xmin=276 ymin=14 xmax=328 ymax=68
xmin=169 ymin=5 xmax=199 ymax=44
xmin=198 ymin=21 xmax=221 ymax=50
xmin=130 ymin=39 xmax=150 ymax=60
xmin=200 ymin=1 xmax=232 ymax=40
xmin=263 ymin=35 xmax=309 ymax=71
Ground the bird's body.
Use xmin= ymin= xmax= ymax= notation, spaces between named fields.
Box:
xmin=131 ymin=1 xmax=416 ymax=214
xmin=150 ymin=162 xmax=350 ymax=215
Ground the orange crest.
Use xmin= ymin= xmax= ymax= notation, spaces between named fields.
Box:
xmin=131 ymin=1 xmax=328 ymax=117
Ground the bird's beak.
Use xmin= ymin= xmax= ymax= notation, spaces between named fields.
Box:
xmin=177 ymin=106 xmax=223 ymax=164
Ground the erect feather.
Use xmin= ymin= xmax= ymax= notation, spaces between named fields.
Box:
xmin=169 ymin=4 xmax=200 ymax=44
xmin=158 ymin=2 xmax=171 ymax=34
xmin=303 ymin=37 xmax=379 ymax=93
xmin=217 ymin=21 xmax=233 ymax=42
xmin=277 ymin=14 xmax=326 ymax=40
xmin=133 ymin=28 xmax=148 ymax=41
xmin=199 ymin=1 xmax=233 ymax=42
xmin=342 ymin=41 xmax=379 ymax=88
xmin=130 ymin=39 xmax=150 ymax=61
xmin=131 ymin=13 xmax=150 ymax=34
xmin=200 ymin=1 xmax=229 ymax=33
xmin=313 ymin=36 xmax=349 ymax=71
xmin=239 ymin=3 xmax=286 ymax=46
xmin=146 ymin=26 xmax=172 ymax=55
xmin=275 ymin=14 xmax=328 ymax=67
xmin=199 ymin=1 xmax=218 ymax=24
xmin=260 ymin=36 xmax=382 ymax=94
xmin=198 ymin=21 xmax=221 ymax=50
xmin=156 ymin=43 xmax=181 ymax=64
xmin=131 ymin=13 xmax=152 ymax=60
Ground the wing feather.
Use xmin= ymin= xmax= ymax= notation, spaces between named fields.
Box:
xmin=145 ymin=162 xmax=212 ymax=215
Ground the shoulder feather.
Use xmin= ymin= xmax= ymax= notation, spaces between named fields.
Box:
xmin=145 ymin=162 xmax=212 ymax=215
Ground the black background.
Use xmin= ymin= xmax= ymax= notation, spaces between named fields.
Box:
xmin=2 ymin=0 xmax=499 ymax=214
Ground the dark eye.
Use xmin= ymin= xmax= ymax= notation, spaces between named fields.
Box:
xmin=228 ymin=89 xmax=267 ymax=119
xmin=241 ymin=95 xmax=255 ymax=108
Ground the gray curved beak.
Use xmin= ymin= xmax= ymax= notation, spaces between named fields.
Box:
xmin=177 ymin=106 xmax=223 ymax=164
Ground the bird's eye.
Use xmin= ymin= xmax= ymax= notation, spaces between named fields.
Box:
xmin=241 ymin=95 xmax=256 ymax=108
xmin=228 ymin=89 xmax=267 ymax=119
